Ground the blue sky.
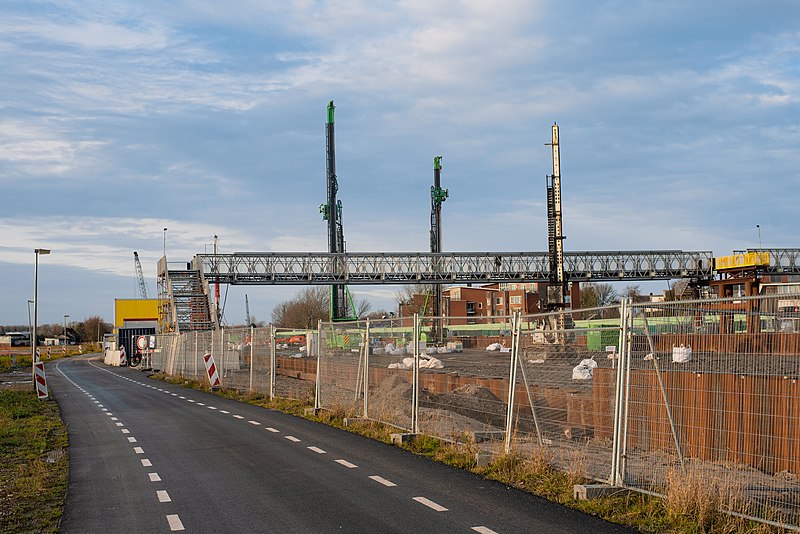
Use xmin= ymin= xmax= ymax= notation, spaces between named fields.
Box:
xmin=1 ymin=0 xmax=798 ymax=326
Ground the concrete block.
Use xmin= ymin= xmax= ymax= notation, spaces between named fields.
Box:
xmin=390 ymin=433 xmax=417 ymax=445
xmin=471 ymin=430 xmax=506 ymax=443
xmin=573 ymin=484 xmax=629 ymax=500
xmin=475 ymin=450 xmax=498 ymax=467
xmin=342 ymin=417 xmax=369 ymax=427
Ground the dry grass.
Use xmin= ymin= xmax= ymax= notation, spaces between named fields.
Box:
xmin=0 ymin=391 xmax=68 ymax=533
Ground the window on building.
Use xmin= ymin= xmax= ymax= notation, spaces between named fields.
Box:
xmin=478 ymin=302 xmax=482 ymax=309
xmin=510 ymin=296 xmax=522 ymax=304
xmin=496 ymin=297 xmax=502 ymax=305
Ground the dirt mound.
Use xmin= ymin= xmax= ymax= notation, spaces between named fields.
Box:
xmin=451 ymin=384 xmax=502 ymax=403
xmin=372 ymin=374 xmax=412 ymax=401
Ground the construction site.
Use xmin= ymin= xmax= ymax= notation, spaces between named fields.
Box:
xmin=107 ymin=102 xmax=800 ymax=530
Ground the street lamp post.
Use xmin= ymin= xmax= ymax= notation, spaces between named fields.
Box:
xmin=63 ymin=314 xmax=69 ymax=349
xmin=32 ymin=248 xmax=51 ymax=383
xmin=163 ymin=227 xmax=168 ymax=257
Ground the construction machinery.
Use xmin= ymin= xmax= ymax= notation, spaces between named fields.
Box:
xmin=429 ymin=155 xmax=448 ymax=340
xmin=546 ymin=123 xmax=566 ymax=313
xmin=320 ymin=100 xmax=356 ymax=321
xmin=133 ymin=251 xmax=148 ymax=299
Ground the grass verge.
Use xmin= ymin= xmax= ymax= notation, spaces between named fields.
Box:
xmin=152 ymin=373 xmax=783 ymax=533
xmin=0 ymin=390 xmax=68 ymax=533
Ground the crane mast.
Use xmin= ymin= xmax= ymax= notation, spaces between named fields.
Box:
xmin=430 ymin=155 xmax=448 ymax=341
xmin=245 ymin=294 xmax=251 ymax=327
xmin=134 ymin=251 xmax=148 ymax=299
xmin=321 ymin=100 xmax=353 ymax=321
xmin=546 ymin=123 xmax=567 ymax=322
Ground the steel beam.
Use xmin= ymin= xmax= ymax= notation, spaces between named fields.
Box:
xmin=190 ymin=250 xmax=716 ymax=285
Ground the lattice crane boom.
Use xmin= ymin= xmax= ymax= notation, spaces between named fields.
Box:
xmin=133 ymin=251 xmax=149 ymax=299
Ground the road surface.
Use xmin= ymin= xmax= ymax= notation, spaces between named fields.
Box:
xmin=50 ymin=355 xmax=633 ymax=533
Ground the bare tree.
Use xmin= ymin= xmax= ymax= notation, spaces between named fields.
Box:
xmin=580 ymin=283 xmax=618 ymax=309
xmin=353 ymin=297 xmax=372 ymax=319
xmin=74 ymin=316 xmax=113 ymax=343
xmin=271 ymin=287 xmax=330 ymax=328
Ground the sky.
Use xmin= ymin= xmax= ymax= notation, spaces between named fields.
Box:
xmin=1 ymin=0 xmax=798 ymax=327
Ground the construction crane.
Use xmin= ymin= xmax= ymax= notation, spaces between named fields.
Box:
xmin=245 ymin=294 xmax=251 ymax=327
xmin=320 ymin=100 xmax=356 ymax=321
xmin=429 ymin=155 xmax=448 ymax=341
xmin=133 ymin=251 xmax=149 ymax=299
xmin=545 ymin=123 xmax=567 ymax=331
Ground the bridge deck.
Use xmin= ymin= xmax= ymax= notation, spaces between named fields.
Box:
xmin=193 ymin=250 xmax=719 ymax=285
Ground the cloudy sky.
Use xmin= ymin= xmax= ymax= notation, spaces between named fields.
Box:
xmin=1 ymin=0 xmax=798 ymax=327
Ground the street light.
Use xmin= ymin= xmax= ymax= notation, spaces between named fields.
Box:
xmin=32 ymin=248 xmax=51 ymax=383
xmin=163 ymin=227 xmax=168 ymax=257
xmin=63 ymin=314 xmax=69 ymax=349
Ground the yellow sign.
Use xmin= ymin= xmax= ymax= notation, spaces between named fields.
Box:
xmin=714 ymin=252 xmax=770 ymax=271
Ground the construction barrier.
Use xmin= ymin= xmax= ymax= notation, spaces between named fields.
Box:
xmin=34 ymin=361 xmax=48 ymax=400
xmin=203 ymin=353 xmax=221 ymax=389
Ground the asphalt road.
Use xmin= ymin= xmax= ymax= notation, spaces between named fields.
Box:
xmin=50 ymin=355 xmax=634 ymax=533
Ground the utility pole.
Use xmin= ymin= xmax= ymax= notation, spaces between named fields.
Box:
xmin=430 ymin=155 xmax=448 ymax=342
xmin=321 ymin=100 xmax=352 ymax=321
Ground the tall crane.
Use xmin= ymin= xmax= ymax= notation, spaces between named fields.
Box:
xmin=429 ymin=155 xmax=448 ymax=341
xmin=133 ymin=251 xmax=149 ymax=299
xmin=320 ymin=100 xmax=355 ymax=321
xmin=545 ymin=123 xmax=567 ymax=330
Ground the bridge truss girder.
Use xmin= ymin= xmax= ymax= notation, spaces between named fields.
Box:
xmin=194 ymin=250 xmax=717 ymax=285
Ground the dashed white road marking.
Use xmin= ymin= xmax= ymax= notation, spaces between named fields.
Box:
xmin=248 ymin=420 xmax=261 ymax=426
xmin=115 ymin=422 xmax=124 ymax=427
xmin=208 ymin=406 xmax=217 ymax=410
xmin=141 ymin=459 xmax=153 ymax=467
xmin=369 ymin=475 xmax=396 ymax=487
xmin=285 ymin=435 xmax=301 ymax=442
xmin=308 ymin=446 xmax=326 ymax=454
xmin=335 ymin=459 xmax=358 ymax=468
xmin=266 ymin=427 xmax=280 ymax=433
xmin=93 ymin=401 xmax=99 ymax=404
xmin=134 ymin=447 xmax=144 ymax=454
xmin=101 ymin=408 xmax=108 ymax=412
xmin=220 ymin=410 xmax=230 ymax=414
xmin=179 ymin=396 xmax=185 ymax=399
xmin=149 ymin=472 xmax=161 ymax=482
xmin=171 ymin=393 xmax=178 ymax=396
xmin=110 ymin=417 xmax=118 ymax=421
xmin=233 ymin=415 xmax=244 ymax=419
xmin=471 ymin=527 xmax=498 ymax=534
xmin=413 ymin=496 xmax=448 ymax=512
xmin=196 ymin=403 xmax=205 ymax=406
xmin=167 ymin=514 xmax=185 ymax=531
xmin=157 ymin=490 xmax=172 ymax=503
xmin=128 ymin=437 xmax=137 ymax=443
xmin=121 ymin=429 xmax=130 ymax=434
xmin=187 ymin=400 xmax=196 ymax=403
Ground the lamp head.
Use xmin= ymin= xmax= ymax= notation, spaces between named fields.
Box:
xmin=35 ymin=248 xmax=51 ymax=255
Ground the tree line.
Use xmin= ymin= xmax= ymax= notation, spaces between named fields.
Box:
xmin=1 ymin=315 xmax=113 ymax=343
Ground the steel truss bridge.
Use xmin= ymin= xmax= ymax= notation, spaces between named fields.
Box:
xmin=193 ymin=250 xmax=718 ymax=285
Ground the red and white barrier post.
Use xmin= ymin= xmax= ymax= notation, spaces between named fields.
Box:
xmin=34 ymin=361 xmax=48 ymax=400
xmin=203 ymin=353 xmax=221 ymax=390
xmin=120 ymin=345 xmax=127 ymax=366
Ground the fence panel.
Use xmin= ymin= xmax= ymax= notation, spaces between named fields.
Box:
xmin=507 ymin=307 xmax=622 ymax=482
xmin=317 ymin=321 xmax=366 ymax=415
xmin=412 ymin=315 xmax=513 ymax=442
xmin=364 ymin=317 xmax=414 ymax=431
xmin=624 ymin=294 xmax=800 ymax=527
xmin=273 ymin=327 xmax=316 ymax=401
xmin=221 ymin=328 xmax=251 ymax=391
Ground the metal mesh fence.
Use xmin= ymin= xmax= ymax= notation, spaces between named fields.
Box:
xmin=274 ymin=327 xmax=316 ymax=402
xmin=413 ymin=315 xmax=514 ymax=442
xmin=317 ymin=321 xmax=366 ymax=416
xmin=623 ymin=294 xmax=800 ymax=527
xmin=512 ymin=306 xmax=621 ymax=482
xmin=364 ymin=317 xmax=413 ymax=431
